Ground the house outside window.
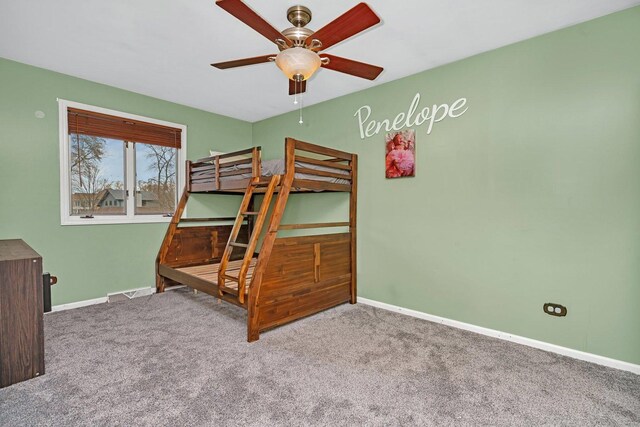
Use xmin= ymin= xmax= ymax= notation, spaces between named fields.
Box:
xmin=59 ymin=99 xmax=186 ymax=225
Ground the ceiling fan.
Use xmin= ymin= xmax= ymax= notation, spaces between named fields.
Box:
xmin=211 ymin=1 xmax=384 ymax=95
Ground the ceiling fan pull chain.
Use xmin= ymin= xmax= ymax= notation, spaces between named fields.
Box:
xmin=298 ymin=91 xmax=304 ymax=125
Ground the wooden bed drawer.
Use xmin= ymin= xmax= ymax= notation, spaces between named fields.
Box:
xmin=257 ymin=233 xmax=352 ymax=331
xmin=164 ymin=225 xmax=249 ymax=267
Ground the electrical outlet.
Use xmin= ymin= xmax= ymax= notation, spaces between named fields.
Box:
xmin=543 ymin=303 xmax=567 ymax=317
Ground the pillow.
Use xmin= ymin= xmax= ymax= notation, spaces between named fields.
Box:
xmin=209 ymin=150 xmax=250 ymax=163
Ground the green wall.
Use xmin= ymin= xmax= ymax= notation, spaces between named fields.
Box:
xmin=1 ymin=7 xmax=638 ymax=365
xmin=252 ymin=8 xmax=640 ymax=365
xmin=0 ymin=58 xmax=251 ymax=305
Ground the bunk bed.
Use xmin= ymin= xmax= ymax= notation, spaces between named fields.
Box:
xmin=156 ymin=137 xmax=357 ymax=341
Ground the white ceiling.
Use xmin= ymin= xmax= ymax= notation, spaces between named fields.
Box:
xmin=1 ymin=0 xmax=638 ymax=122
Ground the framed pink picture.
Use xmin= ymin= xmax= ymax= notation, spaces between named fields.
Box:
xmin=385 ymin=129 xmax=415 ymax=178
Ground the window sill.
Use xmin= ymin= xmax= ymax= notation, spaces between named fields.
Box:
xmin=61 ymin=216 xmax=173 ymax=226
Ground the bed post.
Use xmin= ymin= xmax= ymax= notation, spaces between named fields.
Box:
xmin=214 ymin=156 xmax=220 ymax=191
xmin=186 ymin=160 xmax=192 ymax=193
xmin=156 ymin=187 xmax=189 ymax=293
xmin=247 ymin=146 xmax=260 ymax=242
xmin=251 ymin=146 xmax=261 ymax=177
xmin=349 ymin=153 xmax=358 ymax=304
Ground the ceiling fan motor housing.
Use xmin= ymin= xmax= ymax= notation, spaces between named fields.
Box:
xmin=281 ymin=27 xmax=314 ymax=48
xmin=279 ymin=5 xmax=315 ymax=49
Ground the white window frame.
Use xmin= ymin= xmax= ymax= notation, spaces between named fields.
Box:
xmin=58 ymin=99 xmax=187 ymax=226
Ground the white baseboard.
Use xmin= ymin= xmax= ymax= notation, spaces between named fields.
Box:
xmin=358 ymin=297 xmax=640 ymax=375
xmin=51 ymin=286 xmax=156 ymax=312
xmin=51 ymin=296 xmax=108 ymax=312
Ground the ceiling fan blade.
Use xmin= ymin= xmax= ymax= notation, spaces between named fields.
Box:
xmin=211 ymin=55 xmax=275 ymax=69
xmin=289 ymin=79 xmax=307 ymax=95
xmin=216 ymin=0 xmax=292 ymax=47
xmin=306 ymin=3 xmax=380 ymax=51
xmin=321 ymin=54 xmax=383 ymax=80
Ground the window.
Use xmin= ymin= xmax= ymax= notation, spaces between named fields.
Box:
xmin=134 ymin=142 xmax=178 ymax=215
xmin=59 ymin=100 xmax=186 ymax=225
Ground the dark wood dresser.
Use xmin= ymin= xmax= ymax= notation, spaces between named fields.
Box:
xmin=0 ymin=239 xmax=45 ymax=388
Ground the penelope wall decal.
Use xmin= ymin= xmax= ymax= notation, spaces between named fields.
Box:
xmin=354 ymin=93 xmax=469 ymax=139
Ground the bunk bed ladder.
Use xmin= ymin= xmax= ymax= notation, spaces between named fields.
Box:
xmin=218 ymin=175 xmax=280 ymax=304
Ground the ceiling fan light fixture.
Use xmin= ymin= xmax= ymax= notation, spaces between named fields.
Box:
xmin=275 ymin=47 xmax=321 ymax=81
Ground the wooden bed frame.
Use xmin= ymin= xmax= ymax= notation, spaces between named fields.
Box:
xmin=156 ymin=137 xmax=357 ymax=341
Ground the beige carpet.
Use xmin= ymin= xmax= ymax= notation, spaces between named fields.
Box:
xmin=1 ymin=288 xmax=638 ymax=426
